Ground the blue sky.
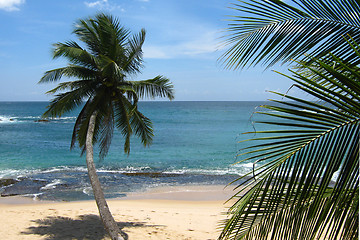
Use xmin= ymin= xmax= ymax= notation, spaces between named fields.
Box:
xmin=0 ymin=0 xmax=292 ymax=101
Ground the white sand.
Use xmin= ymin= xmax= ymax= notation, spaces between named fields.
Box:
xmin=0 ymin=185 xmax=235 ymax=239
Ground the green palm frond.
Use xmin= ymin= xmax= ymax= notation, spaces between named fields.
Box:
xmin=39 ymin=66 xmax=97 ymax=83
xmin=113 ymin=92 xmax=133 ymax=154
xmin=71 ymin=100 xmax=91 ymax=150
xmin=73 ymin=18 xmax=102 ymax=55
xmin=44 ymin=80 xmax=96 ymax=94
xmin=93 ymin=99 xmax=115 ymax=159
xmin=131 ymin=75 xmax=175 ymax=100
xmin=130 ymin=107 xmax=154 ymax=147
xmin=100 ymin=55 xmax=125 ymax=81
xmin=43 ymin=85 xmax=95 ymax=118
xmin=219 ymin=38 xmax=359 ymax=240
xmin=74 ymin=90 xmax=109 ymax=155
xmin=220 ymin=0 xmax=360 ymax=69
xmin=123 ymin=28 xmax=146 ymax=74
xmin=73 ymin=13 xmax=130 ymax=58
xmin=52 ymin=41 xmax=98 ymax=69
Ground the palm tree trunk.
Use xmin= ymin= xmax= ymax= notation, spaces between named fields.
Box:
xmin=86 ymin=112 xmax=125 ymax=240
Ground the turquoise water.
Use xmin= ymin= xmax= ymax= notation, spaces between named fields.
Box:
xmin=0 ymin=101 xmax=266 ymax=200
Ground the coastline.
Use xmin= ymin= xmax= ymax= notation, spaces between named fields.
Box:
xmin=0 ymin=184 xmax=235 ymax=239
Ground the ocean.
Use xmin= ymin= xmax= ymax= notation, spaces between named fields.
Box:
xmin=0 ymin=101 xmax=268 ymax=201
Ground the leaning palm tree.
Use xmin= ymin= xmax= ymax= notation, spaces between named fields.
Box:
xmin=220 ymin=0 xmax=360 ymax=70
xmin=219 ymin=38 xmax=359 ymax=239
xmin=39 ymin=14 xmax=174 ymax=240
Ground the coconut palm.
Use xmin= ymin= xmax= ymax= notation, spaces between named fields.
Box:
xmin=218 ymin=38 xmax=359 ymax=239
xmin=220 ymin=0 xmax=360 ymax=70
xmin=39 ymin=14 xmax=174 ymax=240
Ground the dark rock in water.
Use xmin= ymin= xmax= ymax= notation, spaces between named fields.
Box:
xmin=0 ymin=178 xmax=19 ymax=187
xmin=9 ymin=119 xmax=15 ymax=121
xmin=35 ymin=119 xmax=50 ymax=122
xmin=122 ymin=172 xmax=181 ymax=178
xmin=1 ymin=178 xmax=47 ymax=197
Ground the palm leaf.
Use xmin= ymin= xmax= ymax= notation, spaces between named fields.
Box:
xmin=42 ymin=85 xmax=94 ymax=118
xmin=113 ymin=92 xmax=133 ymax=154
xmin=39 ymin=66 xmax=97 ymax=83
xmin=220 ymin=0 xmax=360 ymax=69
xmin=94 ymin=98 xmax=115 ymax=159
xmin=71 ymin=100 xmax=90 ymax=150
xmin=130 ymin=75 xmax=175 ymax=100
xmin=123 ymin=28 xmax=146 ymax=75
xmin=130 ymin=107 xmax=154 ymax=147
xmin=71 ymin=88 xmax=108 ymax=155
xmin=219 ymin=38 xmax=359 ymax=240
xmin=52 ymin=41 xmax=98 ymax=70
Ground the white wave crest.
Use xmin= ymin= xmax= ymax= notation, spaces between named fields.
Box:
xmin=97 ymin=166 xmax=152 ymax=173
xmin=41 ymin=166 xmax=88 ymax=173
xmin=83 ymin=187 xmax=92 ymax=195
xmin=40 ymin=179 xmax=63 ymax=190
xmin=0 ymin=115 xmax=17 ymax=124
xmin=163 ymin=167 xmax=243 ymax=176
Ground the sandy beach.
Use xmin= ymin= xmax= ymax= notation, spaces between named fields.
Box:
xmin=0 ymin=185 xmax=234 ymax=240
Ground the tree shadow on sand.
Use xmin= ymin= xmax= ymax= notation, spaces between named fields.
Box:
xmin=21 ymin=214 xmax=161 ymax=240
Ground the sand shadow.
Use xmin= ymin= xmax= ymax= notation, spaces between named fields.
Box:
xmin=21 ymin=214 xmax=158 ymax=240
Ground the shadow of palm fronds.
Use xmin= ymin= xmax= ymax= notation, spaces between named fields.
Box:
xmin=21 ymin=214 xmax=155 ymax=240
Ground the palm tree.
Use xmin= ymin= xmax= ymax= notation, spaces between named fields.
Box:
xmin=220 ymin=0 xmax=360 ymax=70
xmin=218 ymin=36 xmax=359 ymax=239
xmin=39 ymin=14 xmax=174 ymax=240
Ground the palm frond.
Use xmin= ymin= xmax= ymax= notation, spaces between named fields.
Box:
xmin=130 ymin=75 xmax=175 ymax=100
xmin=122 ymin=28 xmax=146 ymax=75
xmin=219 ymin=38 xmax=360 ymax=240
xmin=93 ymin=98 xmax=115 ymax=159
xmin=74 ymin=90 xmax=108 ymax=155
xmin=73 ymin=18 xmax=102 ymax=56
xmin=42 ymin=85 xmax=94 ymax=118
xmin=52 ymin=41 xmax=98 ymax=70
xmin=71 ymin=100 xmax=90 ymax=150
xmin=113 ymin=92 xmax=133 ymax=154
xmin=100 ymin=55 xmax=125 ymax=82
xmin=39 ymin=65 xmax=97 ymax=83
xmin=130 ymin=107 xmax=154 ymax=147
xmin=44 ymin=80 xmax=96 ymax=94
xmin=220 ymin=0 xmax=360 ymax=69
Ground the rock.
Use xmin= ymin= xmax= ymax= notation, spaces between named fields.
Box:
xmin=35 ymin=119 xmax=50 ymax=122
xmin=0 ymin=178 xmax=18 ymax=187
xmin=1 ymin=178 xmax=47 ymax=197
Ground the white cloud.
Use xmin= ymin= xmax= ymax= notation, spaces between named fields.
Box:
xmin=0 ymin=0 xmax=25 ymax=11
xmin=84 ymin=0 xmax=125 ymax=11
xmin=143 ymin=31 xmax=222 ymax=59
xmin=84 ymin=0 xmax=105 ymax=8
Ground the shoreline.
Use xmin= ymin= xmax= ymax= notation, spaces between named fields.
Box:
xmin=0 ymin=185 xmax=234 ymax=239
xmin=0 ymin=184 xmax=236 ymax=205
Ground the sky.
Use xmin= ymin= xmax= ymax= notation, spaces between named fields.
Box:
xmin=0 ymin=0 xmax=294 ymax=101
